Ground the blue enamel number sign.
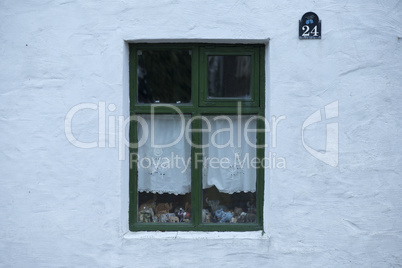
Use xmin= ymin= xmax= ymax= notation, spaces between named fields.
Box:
xmin=299 ymin=12 xmax=321 ymax=39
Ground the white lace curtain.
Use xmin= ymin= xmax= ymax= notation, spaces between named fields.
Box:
xmin=202 ymin=115 xmax=256 ymax=194
xmin=137 ymin=114 xmax=191 ymax=195
xmin=137 ymin=114 xmax=256 ymax=195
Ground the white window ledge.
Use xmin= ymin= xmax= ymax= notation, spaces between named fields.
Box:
xmin=123 ymin=231 xmax=269 ymax=240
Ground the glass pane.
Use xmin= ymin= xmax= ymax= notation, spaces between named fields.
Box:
xmin=137 ymin=50 xmax=192 ymax=103
xmin=138 ymin=192 xmax=192 ymax=224
xmin=207 ymin=55 xmax=251 ymax=99
xmin=136 ymin=114 xmax=192 ymax=223
xmin=203 ymin=187 xmax=256 ymax=224
xmin=201 ymin=115 xmax=257 ymax=224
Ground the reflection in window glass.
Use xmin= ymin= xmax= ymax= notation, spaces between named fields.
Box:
xmin=208 ymin=55 xmax=251 ymax=99
xmin=137 ymin=50 xmax=192 ymax=103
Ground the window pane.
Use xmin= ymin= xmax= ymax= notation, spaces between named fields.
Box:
xmin=137 ymin=50 xmax=192 ymax=103
xmin=207 ymin=55 xmax=251 ymax=99
xmin=201 ymin=115 xmax=257 ymax=224
xmin=203 ymin=188 xmax=256 ymax=224
xmin=138 ymin=192 xmax=192 ymax=224
xmin=136 ymin=114 xmax=192 ymax=223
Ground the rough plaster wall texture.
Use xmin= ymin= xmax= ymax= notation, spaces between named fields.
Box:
xmin=267 ymin=2 xmax=402 ymax=267
xmin=0 ymin=0 xmax=401 ymax=267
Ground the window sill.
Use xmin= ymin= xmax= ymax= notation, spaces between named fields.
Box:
xmin=123 ymin=230 xmax=269 ymax=240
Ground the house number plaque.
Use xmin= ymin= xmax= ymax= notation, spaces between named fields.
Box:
xmin=299 ymin=12 xmax=321 ymax=39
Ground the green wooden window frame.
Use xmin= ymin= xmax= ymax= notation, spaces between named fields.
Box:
xmin=129 ymin=43 xmax=265 ymax=231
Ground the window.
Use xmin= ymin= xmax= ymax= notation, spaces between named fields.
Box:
xmin=129 ymin=43 xmax=265 ymax=231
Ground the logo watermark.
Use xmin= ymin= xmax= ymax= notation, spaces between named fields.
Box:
xmin=129 ymin=152 xmax=286 ymax=172
xmin=301 ymin=101 xmax=339 ymax=167
xmin=64 ymin=101 xmax=339 ymax=169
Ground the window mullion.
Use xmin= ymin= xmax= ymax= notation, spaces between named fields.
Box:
xmin=191 ymin=115 xmax=203 ymax=227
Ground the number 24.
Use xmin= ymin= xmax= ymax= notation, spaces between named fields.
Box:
xmin=302 ymin=25 xmax=319 ymax=37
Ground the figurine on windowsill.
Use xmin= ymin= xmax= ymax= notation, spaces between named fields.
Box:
xmin=237 ymin=212 xmax=247 ymax=223
xmin=160 ymin=213 xmax=169 ymax=223
xmin=168 ymin=215 xmax=180 ymax=223
xmin=215 ymin=208 xmax=234 ymax=223
xmin=202 ymin=209 xmax=212 ymax=223
xmin=184 ymin=211 xmax=191 ymax=221
xmin=177 ymin=208 xmax=186 ymax=222
xmin=233 ymin=207 xmax=243 ymax=217
xmin=156 ymin=202 xmax=173 ymax=216
xmin=247 ymin=201 xmax=256 ymax=214
xmin=205 ymin=198 xmax=228 ymax=216
xmin=246 ymin=213 xmax=256 ymax=223
xmin=138 ymin=208 xmax=154 ymax=223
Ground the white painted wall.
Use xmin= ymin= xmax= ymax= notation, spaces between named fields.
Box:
xmin=1 ymin=0 xmax=401 ymax=267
